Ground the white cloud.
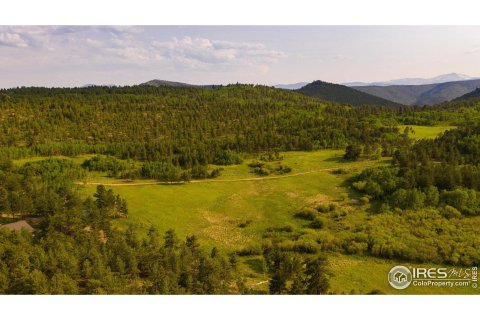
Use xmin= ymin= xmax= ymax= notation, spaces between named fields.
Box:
xmin=0 ymin=32 xmax=29 ymax=48
xmin=152 ymin=36 xmax=286 ymax=69
xmin=0 ymin=27 xmax=289 ymax=86
xmin=0 ymin=27 xmax=286 ymax=74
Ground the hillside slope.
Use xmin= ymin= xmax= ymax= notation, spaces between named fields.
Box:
xmin=141 ymin=79 xmax=198 ymax=87
xmin=296 ymin=80 xmax=402 ymax=107
xmin=344 ymin=73 xmax=476 ymax=87
xmin=452 ymin=87 xmax=480 ymax=102
xmin=141 ymin=79 xmax=221 ymax=89
xmin=353 ymin=79 xmax=480 ymax=105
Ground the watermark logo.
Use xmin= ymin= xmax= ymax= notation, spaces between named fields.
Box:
xmin=388 ymin=265 xmax=478 ymax=290
xmin=388 ymin=266 xmax=412 ymax=289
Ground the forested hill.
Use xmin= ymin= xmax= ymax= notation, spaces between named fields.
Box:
xmin=296 ymin=80 xmax=402 ymax=107
xmin=352 ymin=79 xmax=480 ymax=105
xmin=0 ymin=85 xmax=407 ymax=167
xmin=140 ymin=79 xmax=221 ymax=89
xmin=141 ymin=79 xmax=198 ymax=87
xmin=453 ymin=88 xmax=480 ymax=102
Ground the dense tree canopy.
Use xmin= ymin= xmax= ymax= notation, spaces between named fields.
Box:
xmin=1 ymin=85 xmax=480 ymax=294
xmin=0 ymin=85 xmax=419 ymax=168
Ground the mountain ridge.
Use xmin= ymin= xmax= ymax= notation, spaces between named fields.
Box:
xmin=140 ymin=79 xmax=222 ymax=89
xmin=352 ymin=79 xmax=480 ymax=105
xmin=296 ymin=80 xmax=402 ymax=107
xmin=274 ymin=82 xmax=309 ymax=90
xmin=452 ymin=88 xmax=480 ymax=102
xmin=343 ymin=73 xmax=478 ymax=87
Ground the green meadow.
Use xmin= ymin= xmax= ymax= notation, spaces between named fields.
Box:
xmin=74 ymin=148 xmax=476 ymax=294
xmin=328 ymin=254 xmax=476 ymax=294
xmin=14 ymin=137 xmax=477 ymax=294
xmin=79 ymin=149 xmax=375 ymax=250
xmin=398 ymin=125 xmax=456 ymax=140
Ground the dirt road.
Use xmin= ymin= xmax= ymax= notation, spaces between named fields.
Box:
xmin=75 ymin=167 xmax=343 ymax=187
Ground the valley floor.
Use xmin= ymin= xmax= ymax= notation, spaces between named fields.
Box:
xmin=12 ymin=125 xmax=474 ymax=294
xmin=71 ymin=148 xmax=475 ymax=294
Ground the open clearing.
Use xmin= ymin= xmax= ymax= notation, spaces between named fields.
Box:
xmin=79 ymin=150 xmax=369 ymax=250
xmin=75 ymin=148 xmax=475 ymax=294
xmin=398 ymin=125 xmax=456 ymax=140
xmin=16 ymin=139 xmax=474 ymax=293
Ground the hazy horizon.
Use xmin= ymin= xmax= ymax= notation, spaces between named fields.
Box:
xmin=1 ymin=26 xmax=480 ymax=88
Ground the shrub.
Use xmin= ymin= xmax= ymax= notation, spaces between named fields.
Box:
xmin=331 ymin=168 xmax=347 ymax=175
xmin=253 ymin=167 xmax=270 ymax=176
xmin=441 ymin=188 xmax=479 ymax=215
xmin=378 ymin=203 xmax=391 ymax=213
xmin=359 ymin=196 xmax=370 ymax=205
xmin=440 ymin=205 xmax=462 ymax=219
xmin=352 ymin=181 xmax=366 ymax=191
xmin=293 ymin=240 xmax=319 ymax=254
xmin=344 ymin=241 xmax=368 ymax=255
xmin=344 ymin=144 xmax=362 ymax=161
xmin=209 ymin=168 xmax=223 ymax=178
xmin=316 ymin=231 xmax=338 ymax=251
xmin=309 ymin=217 xmax=326 ymax=229
xmin=259 ymin=151 xmax=283 ymax=162
xmin=277 ymin=224 xmax=294 ymax=232
xmin=190 ymin=165 xmax=209 ymax=179
xmin=248 ymin=161 xmax=265 ymax=168
xmin=390 ymin=188 xmax=425 ymax=210
xmin=425 ymin=186 xmax=440 ymax=207
xmin=213 ymin=150 xmax=243 ymax=165
xmin=237 ymin=245 xmax=262 ymax=256
xmin=237 ymin=220 xmax=252 ymax=228
xmin=140 ymin=161 xmax=181 ymax=181
xmin=277 ymin=240 xmax=295 ymax=252
xmin=353 ymin=167 xmax=400 ymax=199
xmin=294 ymin=208 xmax=318 ymax=221
xmin=316 ymin=203 xmax=337 ymax=213
xmin=82 ymin=155 xmax=130 ymax=176
xmin=275 ymin=165 xmax=292 ymax=174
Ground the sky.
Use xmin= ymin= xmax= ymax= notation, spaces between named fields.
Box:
xmin=1 ymin=26 xmax=480 ymax=88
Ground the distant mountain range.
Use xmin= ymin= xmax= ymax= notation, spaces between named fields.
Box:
xmin=343 ymin=73 xmax=478 ymax=87
xmin=137 ymin=76 xmax=480 ymax=107
xmin=140 ymin=79 xmax=220 ymax=89
xmin=141 ymin=79 xmax=198 ymax=87
xmin=274 ymin=82 xmax=309 ymax=90
xmin=82 ymin=84 xmax=116 ymax=88
xmin=296 ymin=80 xmax=402 ymax=107
xmin=453 ymin=88 xmax=480 ymax=102
xmin=352 ymin=79 xmax=480 ymax=105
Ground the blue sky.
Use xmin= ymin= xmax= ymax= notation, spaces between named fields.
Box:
xmin=1 ymin=26 xmax=480 ymax=88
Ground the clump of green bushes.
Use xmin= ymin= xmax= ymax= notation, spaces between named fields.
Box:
xmin=248 ymin=161 xmax=292 ymax=176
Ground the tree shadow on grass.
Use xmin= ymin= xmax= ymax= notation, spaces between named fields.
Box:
xmin=244 ymin=257 xmax=265 ymax=274
xmin=324 ymin=156 xmax=349 ymax=163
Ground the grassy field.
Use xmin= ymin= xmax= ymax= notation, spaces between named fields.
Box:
xmin=79 ymin=150 xmax=379 ymax=250
xmin=15 ymin=133 xmax=476 ymax=294
xmin=76 ymin=149 xmax=477 ymax=294
xmin=238 ymin=252 xmax=479 ymax=294
xmin=398 ymin=125 xmax=456 ymax=140
xmin=13 ymin=154 xmax=94 ymax=166
xmin=328 ymin=254 xmax=477 ymax=294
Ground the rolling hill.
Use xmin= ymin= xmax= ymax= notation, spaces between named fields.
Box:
xmin=141 ymin=79 xmax=221 ymax=89
xmin=452 ymin=88 xmax=480 ymax=101
xmin=141 ymin=79 xmax=198 ymax=87
xmin=343 ymin=73 xmax=477 ymax=87
xmin=296 ymin=80 xmax=402 ymax=107
xmin=352 ymin=79 xmax=480 ymax=105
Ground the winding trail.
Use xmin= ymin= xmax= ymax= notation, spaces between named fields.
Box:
xmin=75 ymin=163 xmax=376 ymax=187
